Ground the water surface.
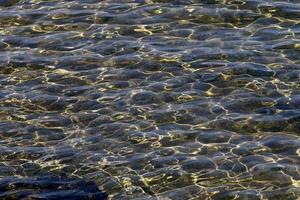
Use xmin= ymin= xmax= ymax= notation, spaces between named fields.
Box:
xmin=1 ymin=0 xmax=300 ymax=199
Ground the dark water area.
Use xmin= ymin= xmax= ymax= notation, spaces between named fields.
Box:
xmin=1 ymin=0 xmax=300 ymax=199
xmin=0 ymin=175 xmax=107 ymax=199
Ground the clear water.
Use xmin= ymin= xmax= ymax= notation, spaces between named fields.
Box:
xmin=1 ymin=0 xmax=300 ymax=199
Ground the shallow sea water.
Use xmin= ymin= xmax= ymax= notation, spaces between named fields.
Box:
xmin=1 ymin=0 xmax=300 ymax=199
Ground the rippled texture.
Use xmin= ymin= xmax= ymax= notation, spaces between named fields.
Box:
xmin=1 ymin=0 xmax=300 ymax=199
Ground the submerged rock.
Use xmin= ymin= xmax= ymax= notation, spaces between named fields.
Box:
xmin=225 ymin=63 xmax=275 ymax=77
xmin=181 ymin=157 xmax=216 ymax=173
xmin=130 ymin=91 xmax=160 ymax=105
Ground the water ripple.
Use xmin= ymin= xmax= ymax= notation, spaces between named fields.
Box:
xmin=1 ymin=0 xmax=300 ymax=199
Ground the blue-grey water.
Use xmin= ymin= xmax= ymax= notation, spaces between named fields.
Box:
xmin=1 ymin=0 xmax=300 ymax=199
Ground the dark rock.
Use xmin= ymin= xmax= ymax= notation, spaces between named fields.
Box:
xmin=181 ymin=157 xmax=216 ymax=172
xmin=148 ymin=111 xmax=175 ymax=123
xmin=72 ymin=100 xmax=105 ymax=112
xmin=226 ymin=63 xmax=275 ymax=77
xmin=151 ymin=156 xmax=178 ymax=168
xmin=197 ymin=130 xmax=233 ymax=143
xmin=130 ymin=91 xmax=160 ymax=105
xmin=28 ymin=94 xmax=68 ymax=111
xmin=251 ymin=164 xmax=292 ymax=186
xmin=219 ymin=160 xmax=247 ymax=173
xmin=159 ymin=92 xmax=176 ymax=103
xmin=240 ymin=155 xmax=270 ymax=168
